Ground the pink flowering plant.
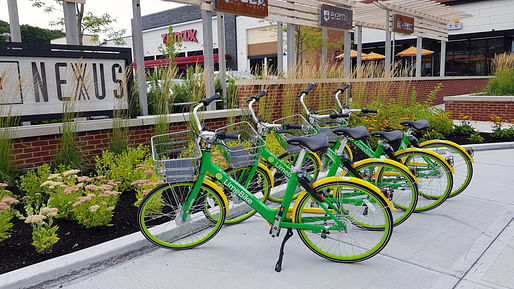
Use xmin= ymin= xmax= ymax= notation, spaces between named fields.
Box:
xmin=40 ymin=169 xmax=84 ymax=219
xmin=25 ymin=206 xmax=59 ymax=254
xmin=130 ymin=164 xmax=163 ymax=207
xmin=0 ymin=184 xmax=19 ymax=242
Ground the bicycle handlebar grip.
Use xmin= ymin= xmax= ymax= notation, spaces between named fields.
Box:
xmin=361 ymin=108 xmax=378 ymax=114
xmin=201 ymin=93 xmax=221 ymax=106
xmin=245 ymin=90 xmax=267 ymax=102
xmin=282 ymin=123 xmax=303 ymax=130
xmin=297 ymin=83 xmax=317 ymax=97
xmin=329 ymin=113 xmax=350 ymax=119
xmin=333 ymin=83 xmax=351 ymax=94
xmin=216 ymin=130 xmax=240 ymax=140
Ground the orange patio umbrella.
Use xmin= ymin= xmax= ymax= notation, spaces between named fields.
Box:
xmin=336 ymin=49 xmax=363 ymax=59
xmin=362 ymin=52 xmax=385 ymax=60
xmin=396 ymin=46 xmax=434 ymax=57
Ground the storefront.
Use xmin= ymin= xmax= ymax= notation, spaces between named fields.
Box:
xmin=359 ymin=0 xmax=514 ymax=76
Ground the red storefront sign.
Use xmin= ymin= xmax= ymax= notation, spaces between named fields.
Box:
xmin=161 ymin=29 xmax=198 ymax=44
xmin=214 ymin=0 xmax=268 ymax=18
xmin=393 ymin=14 xmax=414 ymax=34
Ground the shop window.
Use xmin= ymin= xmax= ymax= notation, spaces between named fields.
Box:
xmin=188 ymin=50 xmax=203 ymax=56
xmin=446 ymin=40 xmax=469 ymax=76
xmin=487 ymin=38 xmax=505 ymax=74
xmin=176 ymin=52 xmax=186 ymax=58
xmin=470 ymin=39 xmax=487 ymax=76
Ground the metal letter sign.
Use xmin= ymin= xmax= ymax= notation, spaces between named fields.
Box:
xmin=214 ymin=0 xmax=268 ymax=18
xmin=393 ymin=14 xmax=414 ymax=34
xmin=320 ymin=4 xmax=353 ymax=30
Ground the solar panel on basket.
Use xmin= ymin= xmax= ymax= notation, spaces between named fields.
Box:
xmin=272 ymin=114 xmax=316 ymax=154
xmin=150 ymin=130 xmax=201 ymax=183
xmin=215 ymin=122 xmax=264 ymax=169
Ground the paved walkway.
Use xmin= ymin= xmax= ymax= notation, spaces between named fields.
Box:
xmin=39 ymin=149 xmax=514 ymax=289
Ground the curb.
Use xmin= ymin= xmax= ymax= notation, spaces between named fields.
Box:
xmin=2 ymin=141 xmax=514 ymax=289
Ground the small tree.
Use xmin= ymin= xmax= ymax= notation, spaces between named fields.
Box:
xmin=30 ymin=0 xmax=126 ymax=45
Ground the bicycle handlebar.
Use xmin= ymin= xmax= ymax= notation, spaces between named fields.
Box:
xmin=283 ymin=123 xmax=303 ymax=130
xmin=297 ymin=83 xmax=316 ymax=97
xmin=215 ymin=130 xmax=240 ymax=141
xmin=201 ymin=93 xmax=221 ymax=106
xmin=333 ymin=83 xmax=351 ymax=94
xmin=360 ymin=108 xmax=378 ymax=114
xmin=245 ymin=90 xmax=267 ymax=102
xmin=329 ymin=113 xmax=350 ymax=119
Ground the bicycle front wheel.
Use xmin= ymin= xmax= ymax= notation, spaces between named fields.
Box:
xmin=395 ymin=150 xmax=453 ymax=212
xmin=269 ymin=151 xmax=321 ymax=203
xmin=138 ymin=182 xmax=226 ymax=249
xmin=224 ymin=165 xmax=271 ymax=224
xmin=419 ymin=141 xmax=473 ymax=198
xmin=353 ymin=160 xmax=418 ymax=227
xmin=294 ymin=179 xmax=393 ymax=263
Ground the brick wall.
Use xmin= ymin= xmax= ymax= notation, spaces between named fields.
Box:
xmin=12 ymin=118 xmax=231 ymax=169
xmin=446 ymin=101 xmax=514 ymax=121
xmin=237 ymin=77 xmax=490 ymax=121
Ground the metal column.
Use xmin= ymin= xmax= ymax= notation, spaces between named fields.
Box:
xmin=344 ymin=30 xmax=351 ymax=76
xmin=416 ymin=36 xmax=422 ymax=78
xmin=63 ymin=1 xmax=79 ymax=45
xmin=217 ymin=13 xmax=227 ymax=108
xmin=202 ymin=10 xmax=216 ymax=110
xmin=131 ymin=0 xmax=148 ymax=115
xmin=356 ymin=26 xmax=363 ymax=70
xmin=7 ymin=0 xmax=21 ymax=42
xmin=385 ymin=9 xmax=391 ymax=73
xmin=277 ymin=22 xmax=284 ymax=75
xmin=321 ymin=28 xmax=328 ymax=79
xmin=286 ymin=23 xmax=296 ymax=77
xmin=440 ymin=40 xmax=446 ymax=77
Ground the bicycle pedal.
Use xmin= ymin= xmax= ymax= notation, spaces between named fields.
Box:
xmin=466 ymin=148 xmax=474 ymax=157
xmin=445 ymin=156 xmax=454 ymax=168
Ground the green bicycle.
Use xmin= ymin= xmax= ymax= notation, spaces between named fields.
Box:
xmin=138 ymin=93 xmax=394 ymax=271
xmin=299 ymin=83 xmax=455 ymax=212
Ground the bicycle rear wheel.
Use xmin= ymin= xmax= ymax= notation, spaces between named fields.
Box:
xmin=294 ymin=179 xmax=393 ymax=263
xmin=138 ymin=182 xmax=226 ymax=249
xmin=395 ymin=150 xmax=453 ymax=212
xmin=420 ymin=141 xmax=473 ymax=198
xmin=224 ymin=165 xmax=271 ymax=224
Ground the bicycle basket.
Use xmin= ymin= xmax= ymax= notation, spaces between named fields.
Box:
xmin=272 ymin=114 xmax=316 ymax=154
xmin=215 ymin=121 xmax=264 ymax=169
xmin=151 ymin=130 xmax=200 ymax=183
xmin=312 ymin=108 xmax=348 ymax=142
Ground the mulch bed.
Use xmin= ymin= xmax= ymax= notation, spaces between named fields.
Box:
xmin=0 ymin=192 xmax=139 ymax=274
xmin=1 ymin=131 xmax=511 ymax=275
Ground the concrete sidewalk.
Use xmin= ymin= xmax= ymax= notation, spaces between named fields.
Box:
xmin=1 ymin=148 xmax=514 ymax=289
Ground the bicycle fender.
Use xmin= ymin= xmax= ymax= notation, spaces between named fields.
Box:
xmin=258 ymin=162 xmax=275 ymax=187
xmin=352 ymin=158 xmax=420 ymax=185
xmin=419 ymin=140 xmax=474 ymax=163
xmin=308 ymin=151 xmax=322 ymax=172
xmin=203 ymin=179 xmax=230 ymax=211
xmin=394 ymin=148 xmax=456 ymax=174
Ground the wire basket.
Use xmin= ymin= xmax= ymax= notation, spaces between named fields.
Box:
xmin=312 ymin=108 xmax=348 ymax=142
xmin=151 ymin=130 xmax=200 ymax=183
xmin=216 ymin=121 xmax=264 ymax=169
xmin=272 ymin=114 xmax=316 ymax=154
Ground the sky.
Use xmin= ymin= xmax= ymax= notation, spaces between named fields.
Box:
xmin=0 ymin=0 xmax=182 ymax=39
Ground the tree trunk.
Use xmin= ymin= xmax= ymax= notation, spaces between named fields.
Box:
xmin=76 ymin=3 xmax=85 ymax=45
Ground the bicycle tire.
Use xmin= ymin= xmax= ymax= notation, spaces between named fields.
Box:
xmin=353 ymin=160 xmax=418 ymax=227
xmin=394 ymin=150 xmax=453 ymax=212
xmin=294 ymin=178 xmax=393 ymax=263
xmin=138 ymin=182 xmax=226 ymax=249
xmin=419 ymin=141 xmax=473 ymax=198
xmin=224 ymin=165 xmax=272 ymax=224
xmin=269 ymin=151 xmax=321 ymax=203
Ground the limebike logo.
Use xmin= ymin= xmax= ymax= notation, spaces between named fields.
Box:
xmin=275 ymin=163 xmax=291 ymax=178
xmin=223 ymin=179 xmax=253 ymax=204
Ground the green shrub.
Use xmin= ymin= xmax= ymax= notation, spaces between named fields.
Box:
xmin=483 ymin=52 xmax=514 ymax=96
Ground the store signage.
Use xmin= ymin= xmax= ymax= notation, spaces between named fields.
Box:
xmin=214 ymin=0 xmax=268 ymax=18
xmin=320 ymin=4 xmax=353 ymax=30
xmin=0 ymin=57 xmax=128 ymax=118
xmin=448 ymin=22 xmax=463 ymax=30
xmin=161 ymin=29 xmax=198 ymax=44
xmin=393 ymin=14 xmax=414 ymax=34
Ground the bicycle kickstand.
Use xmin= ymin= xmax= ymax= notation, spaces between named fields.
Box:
xmin=274 ymin=228 xmax=294 ymax=272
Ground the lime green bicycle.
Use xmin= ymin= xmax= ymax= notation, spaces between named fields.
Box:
xmin=138 ymin=93 xmax=394 ymax=271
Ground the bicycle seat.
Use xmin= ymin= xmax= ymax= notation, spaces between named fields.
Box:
xmin=286 ymin=134 xmax=329 ymax=153
xmin=333 ymin=126 xmax=369 ymax=140
xmin=371 ymin=130 xmax=403 ymax=143
xmin=400 ymin=119 xmax=430 ymax=130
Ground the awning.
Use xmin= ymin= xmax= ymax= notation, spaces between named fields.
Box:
xmin=134 ymin=54 xmax=229 ymax=68
xmin=336 ymin=49 xmax=364 ymax=59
